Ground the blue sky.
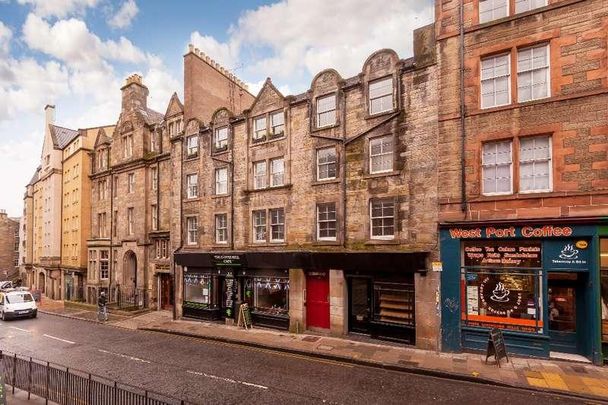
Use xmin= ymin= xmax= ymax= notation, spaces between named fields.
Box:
xmin=0 ymin=0 xmax=434 ymax=217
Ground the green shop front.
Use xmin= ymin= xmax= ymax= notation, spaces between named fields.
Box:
xmin=440 ymin=221 xmax=603 ymax=364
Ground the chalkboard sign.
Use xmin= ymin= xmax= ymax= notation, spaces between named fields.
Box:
xmin=237 ymin=303 xmax=253 ymax=330
xmin=224 ymin=275 xmax=237 ymax=318
xmin=485 ymin=328 xmax=509 ymax=367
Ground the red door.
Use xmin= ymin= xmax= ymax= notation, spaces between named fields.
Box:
xmin=306 ymin=271 xmax=330 ymax=329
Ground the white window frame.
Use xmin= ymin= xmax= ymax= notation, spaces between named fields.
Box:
xmin=127 ymin=207 xmax=134 ymax=235
xmin=214 ymin=127 xmax=229 ymax=150
xmin=517 ymin=44 xmax=550 ymax=103
xmin=252 ymin=210 xmax=267 ymax=243
xmin=370 ymin=199 xmax=396 ymax=240
xmin=151 ymin=204 xmax=158 ymax=231
xmin=369 ymin=77 xmax=394 ymax=115
xmin=253 ymin=116 xmax=267 ymax=141
xmin=269 ymin=208 xmax=285 ymax=243
xmin=215 ymin=214 xmax=228 ymax=244
xmin=482 ymin=140 xmax=514 ymax=196
xmin=186 ymin=216 xmax=198 ymax=246
xmin=316 ymin=94 xmax=336 ymax=128
xmin=270 ymin=158 xmax=284 ymax=187
xmin=369 ymin=136 xmax=394 ymax=174
xmin=515 ymin=0 xmax=547 ymax=13
xmin=481 ymin=53 xmax=511 ymax=109
xmin=270 ymin=111 xmax=285 ymax=135
xmin=519 ymin=136 xmax=552 ymax=193
xmin=479 ymin=0 xmax=509 ymax=24
xmin=253 ymin=161 xmax=267 ymax=190
xmin=215 ymin=167 xmax=228 ymax=195
xmin=317 ymin=147 xmax=337 ymax=181
xmin=317 ymin=203 xmax=337 ymax=241
xmin=151 ymin=167 xmax=158 ymax=191
xmin=99 ymin=250 xmax=109 ymax=280
xmin=128 ymin=173 xmax=135 ymax=193
xmin=186 ymin=173 xmax=198 ymax=199
xmin=186 ymin=135 xmax=199 ymax=157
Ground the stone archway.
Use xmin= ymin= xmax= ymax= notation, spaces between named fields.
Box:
xmin=38 ymin=272 xmax=45 ymax=294
xmin=123 ymin=251 xmax=137 ymax=287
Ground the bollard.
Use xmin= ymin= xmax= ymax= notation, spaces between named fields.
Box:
xmin=27 ymin=357 xmax=32 ymax=400
xmin=11 ymin=354 xmax=16 ymax=395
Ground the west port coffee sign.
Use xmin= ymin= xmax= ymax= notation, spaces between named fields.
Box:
xmin=449 ymin=225 xmax=573 ymax=239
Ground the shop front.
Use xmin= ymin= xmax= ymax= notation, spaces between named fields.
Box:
xmin=441 ymin=222 xmax=602 ymax=364
xmin=179 ymin=253 xmax=291 ymax=330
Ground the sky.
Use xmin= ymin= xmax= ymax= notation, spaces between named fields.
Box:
xmin=0 ymin=0 xmax=434 ymax=217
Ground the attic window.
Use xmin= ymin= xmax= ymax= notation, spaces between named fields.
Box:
xmin=369 ymin=77 xmax=394 ymax=115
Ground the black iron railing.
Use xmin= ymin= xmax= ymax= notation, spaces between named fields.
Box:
xmin=0 ymin=351 xmax=188 ymax=405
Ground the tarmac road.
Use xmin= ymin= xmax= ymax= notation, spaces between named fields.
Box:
xmin=0 ymin=313 xmax=592 ymax=404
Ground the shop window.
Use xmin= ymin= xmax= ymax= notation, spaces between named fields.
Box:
xmin=370 ymin=199 xmax=395 ymax=239
xmin=481 ymin=53 xmax=510 ymax=108
xmin=317 ymin=147 xmax=337 ymax=181
xmin=369 ymin=136 xmax=393 ymax=174
xmin=519 ymin=136 xmax=551 ymax=192
xmin=184 ymin=274 xmax=215 ymax=309
xmin=517 ymin=44 xmax=550 ymax=103
xmin=461 ymin=240 xmax=543 ymax=333
xmin=482 ymin=140 xmax=512 ymax=195
xmin=317 ymin=203 xmax=337 ymax=241
xmin=601 ymin=239 xmax=608 ymax=345
xmin=373 ymin=282 xmax=415 ymax=326
xmin=215 ymin=167 xmax=228 ymax=195
xmin=254 ymin=277 xmax=289 ymax=316
xmin=369 ymin=77 xmax=394 ymax=115
xmin=317 ymin=94 xmax=336 ymax=128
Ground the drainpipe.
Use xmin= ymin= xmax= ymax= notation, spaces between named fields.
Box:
xmin=340 ymin=90 xmax=347 ymax=248
xmin=459 ymin=0 xmax=467 ymax=214
xmin=155 ymin=128 xmax=161 ymax=310
xmin=172 ymin=134 xmax=184 ymax=321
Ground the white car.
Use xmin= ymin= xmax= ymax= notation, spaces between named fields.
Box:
xmin=0 ymin=290 xmax=37 ymax=320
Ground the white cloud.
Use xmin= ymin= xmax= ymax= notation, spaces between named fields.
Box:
xmin=23 ymin=14 xmax=146 ymax=68
xmin=0 ymin=21 xmax=12 ymax=56
xmin=190 ymin=0 xmax=433 ymax=93
xmin=108 ymin=0 xmax=139 ymax=29
xmin=17 ymin=0 xmax=99 ymax=18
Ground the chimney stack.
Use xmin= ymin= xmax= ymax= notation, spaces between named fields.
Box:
xmin=121 ymin=74 xmax=149 ymax=113
xmin=44 ymin=105 xmax=55 ymax=126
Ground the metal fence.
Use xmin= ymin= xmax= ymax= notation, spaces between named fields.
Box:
xmin=0 ymin=351 xmax=188 ymax=405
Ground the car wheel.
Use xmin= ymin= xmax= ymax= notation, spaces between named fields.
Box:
xmin=1 ymin=311 xmax=6 ymax=321
xmin=31 ymin=312 xmax=37 ymax=319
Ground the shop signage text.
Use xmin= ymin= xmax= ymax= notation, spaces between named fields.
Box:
xmin=449 ymin=226 xmax=573 ymax=239
xmin=213 ymin=254 xmax=243 ymax=267
xmin=463 ymin=241 xmax=541 ymax=268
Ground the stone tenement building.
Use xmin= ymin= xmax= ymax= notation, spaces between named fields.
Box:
xmin=87 ymin=75 xmax=176 ymax=309
xmin=0 ymin=210 xmax=19 ymax=280
xmin=173 ymin=25 xmax=440 ymax=349
xmin=436 ymin=0 xmax=608 ymax=364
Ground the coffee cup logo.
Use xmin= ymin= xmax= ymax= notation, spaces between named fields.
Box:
xmin=490 ymin=282 xmax=510 ymax=303
xmin=559 ymin=244 xmax=579 ymax=260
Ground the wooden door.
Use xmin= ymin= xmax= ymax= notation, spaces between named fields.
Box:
xmin=306 ymin=271 xmax=330 ymax=329
xmin=160 ymin=274 xmax=173 ymax=310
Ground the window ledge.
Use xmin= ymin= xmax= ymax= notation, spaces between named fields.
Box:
xmin=311 ymin=179 xmax=340 ymax=186
xmin=363 ymin=170 xmax=400 ymax=180
xmin=184 ymin=155 xmax=199 ymax=162
xmin=244 ymin=184 xmax=292 ymax=194
xmin=212 ymin=244 xmax=230 ymax=248
xmin=365 ymin=239 xmax=399 ymax=246
xmin=184 ymin=197 xmax=202 ymax=203
xmin=312 ymin=241 xmax=341 ymax=246
xmin=251 ymin=134 xmax=286 ymax=147
xmin=311 ymin=123 xmax=340 ymax=133
xmin=248 ymin=242 xmax=288 ymax=248
xmin=212 ymin=147 xmax=229 ymax=155
xmin=211 ymin=194 xmax=230 ymax=199
xmin=183 ymin=245 xmax=200 ymax=250
xmin=473 ymin=190 xmax=557 ymax=202
xmin=365 ymin=109 xmax=398 ymax=121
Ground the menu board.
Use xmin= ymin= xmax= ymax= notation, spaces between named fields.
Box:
xmin=463 ymin=241 xmax=541 ymax=268
xmin=224 ymin=275 xmax=237 ymax=318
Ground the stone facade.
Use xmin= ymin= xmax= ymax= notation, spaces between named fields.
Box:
xmin=0 ymin=211 xmax=19 ymax=280
xmin=87 ymin=75 xmax=172 ymax=310
xmin=436 ymin=0 xmax=608 ymax=221
xmin=174 ymin=27 xmax=441 ymax=349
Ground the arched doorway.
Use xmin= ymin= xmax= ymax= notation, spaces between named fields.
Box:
xmin=38 ymin=272 xmax=45 ymax=294
xmin=123 ymin=251 xmax=137 ymax=287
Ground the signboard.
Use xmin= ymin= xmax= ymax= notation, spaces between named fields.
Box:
xmin=545 ymin=240 xmax=590 ymax=270
xmin=449 ymin=225 xmax=574 ymax=239
xmin=485 ymin=328 xmax=509 ymax=367
xmin=237 ymin=303 xmax=253 ymax=329
xmin=213 ymin=254 xmax=244 ymax=267
xmin=432 ymin=262 xmax=443 ymax=272
xmin=224 ymin=273 xmax=237 ymax=318
xmin=463 ymin=241 xmax=541 ymax=268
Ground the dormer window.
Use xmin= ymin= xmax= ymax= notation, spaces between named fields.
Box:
xmin=214 ymin=127 xmax=229 ymax=152
xmin=253 ymin=117 xmax=267 ymax=142
xmin=186 ymin=135 xmax=198 ymax=158
xmin=369 ymin=77 xmax=394 ymax=115
xmin=150 ymin=133 xmax=157 ymax=152
xmin=270 ymin=111 xmax=284 ymax=136
xmin=123 ymin=134 xmax=133 ymax=158
xmin=317 ymin=94 xmax=336 ymax=128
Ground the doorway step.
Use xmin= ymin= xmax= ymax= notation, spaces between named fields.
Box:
xmin=549 ymin=351 xmax=591 ymax=363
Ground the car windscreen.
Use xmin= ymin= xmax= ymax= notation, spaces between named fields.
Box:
xmin=5 ymin=294 xmax=33 ymax=304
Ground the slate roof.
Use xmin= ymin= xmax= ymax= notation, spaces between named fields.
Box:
xmin=27 ymin=167 xmax=40 ymax=186
xmin=140 ymin=108 xmax=164 ymax=125
xmin=49 ymin=125 xmax=79 ymax=149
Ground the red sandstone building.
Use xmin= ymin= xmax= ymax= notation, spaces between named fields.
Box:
xmin=436 ymin=0 xmax=608 ymax=364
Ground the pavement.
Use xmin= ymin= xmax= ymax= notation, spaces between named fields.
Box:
xmin=37 ymin=299 xmax=608 ymax=403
